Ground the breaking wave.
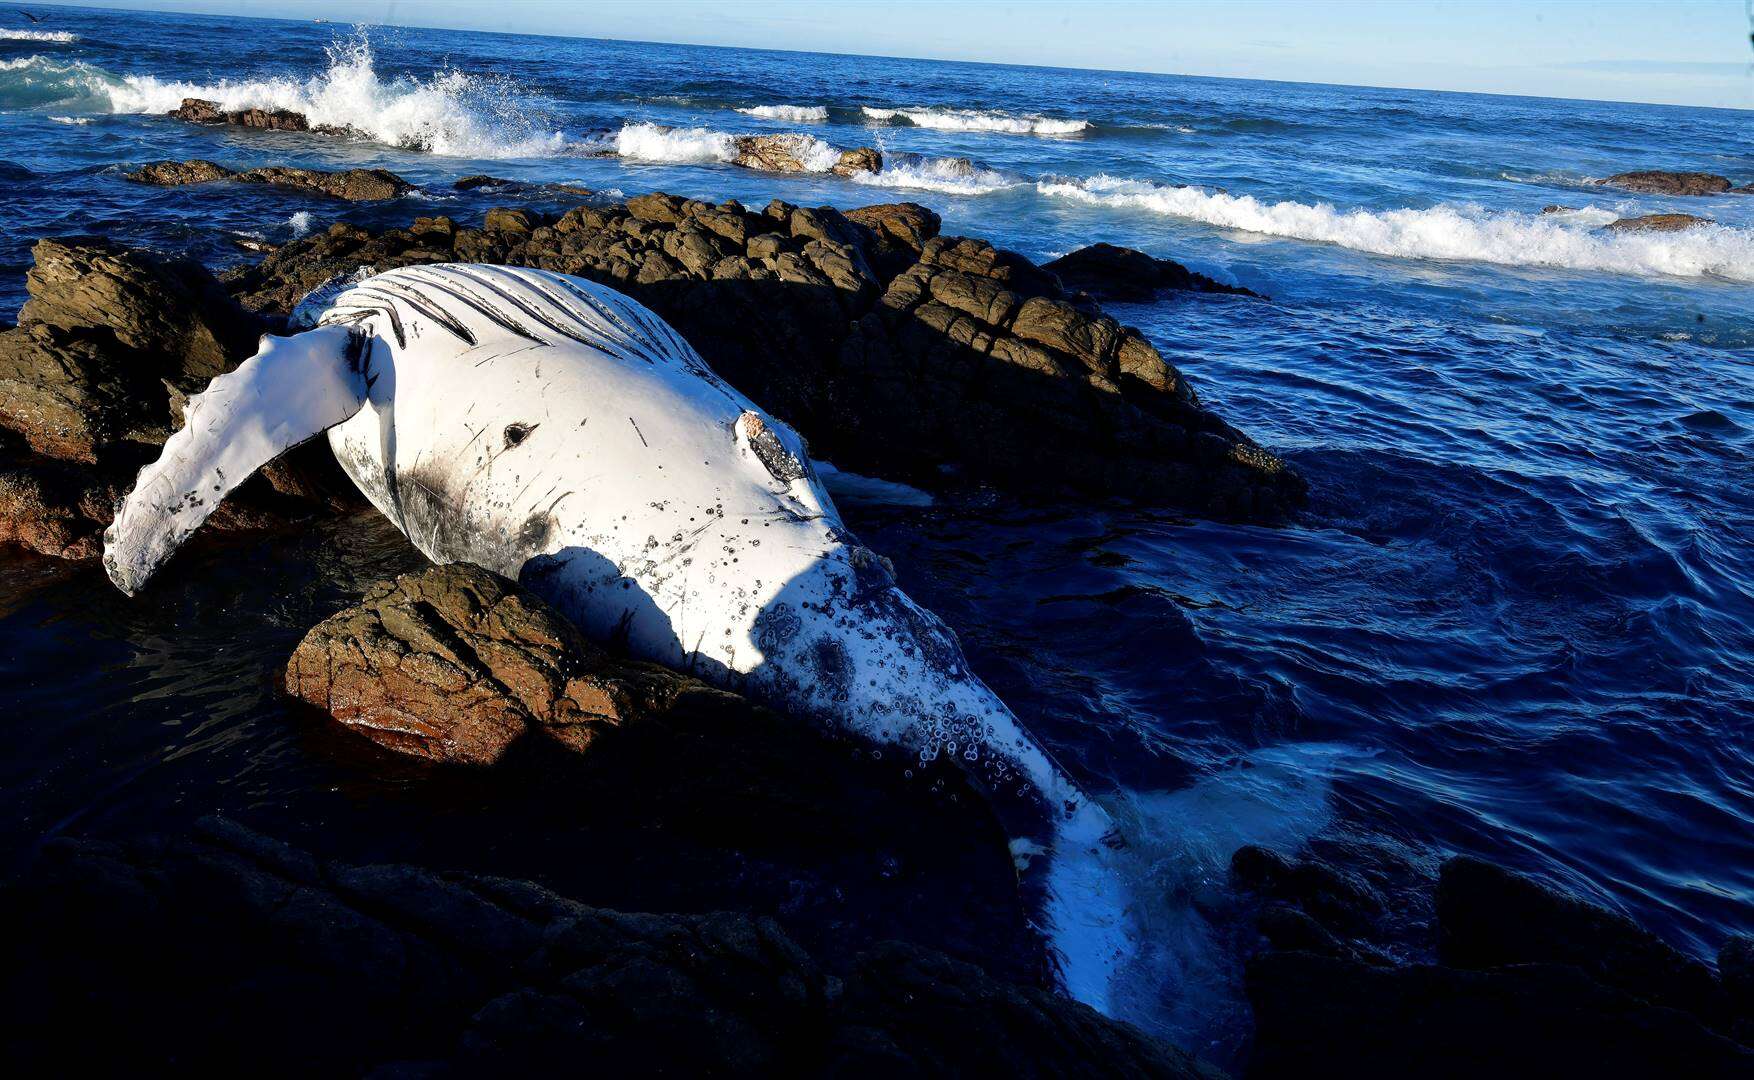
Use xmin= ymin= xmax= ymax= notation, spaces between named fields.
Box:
xmin=852 ymin=151 xmax=1027 ymax=195
xmin=736 ymin=103 xmax=828 ymax=122
xmin=863 ymin=105 xmax=1089 ymax=135
xmin=48 ymin=114 xmax=90 ymax=124
xmin=0 ymin=55 xmax=120 ymax=109
xmin=70 ymin=34 xmax=573 ymax=158
xmin=0 ymin=28 xmax=77 ymax=43
xmin=1037 ymin=174 xmax=1754 ymax=282
xmin=607 ymin=122 xmax=843 ymax=171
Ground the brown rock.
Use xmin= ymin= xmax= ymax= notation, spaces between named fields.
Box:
xmin=235 ymin=165 xmax=413 ymax=201
xmin=169 ymin=96 xmax=309 ymax=131
xmin=0 ymin=452 xmax=116 ymax=559
xmin=1603 ymin=213 xmax=1713 ymax=233
xmin=125 ymin=159 xmax=237 ymax=186
xmin=733 ymin=133 xmax=831 ymax=173
xmin=844 ymin=202 xmax=941 ymax=252
xmin=286 ymin=564 xmax=715 ymax=764
xmin=1596 ymin=170 xmax=1734 ymax=196
xmin=831 ymin=146 xmax=882 ymax=176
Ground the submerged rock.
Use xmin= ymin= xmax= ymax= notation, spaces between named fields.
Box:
xmin=1595 ymin=170 xmax=1736 ymax=196
xmin=1604 ymin=212 xmax=1713 ymax=233
xmin=287 ymin=563 xmax=720 ymax=765
xmin=0 ymin=817 xmax=1215 ymax=1076
xmin=1243 ymin=852 xmax=1754 ymax=1077
xmin=223 ymin=191 xmax=1303 ymax=518
xmin=1043 ymin=242 xmax=1261 ymax=302
xmin=454 ymin=174 xmax=595 ymax=197
xmin=127 ymin=159 xmax=414 ymax=201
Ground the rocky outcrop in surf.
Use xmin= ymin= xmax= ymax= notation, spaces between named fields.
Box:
xmin=1237 ymin=846 xmax=1754 ymax=1077
xmin=1 ymin=816 xmax=1216 ymax=1077
xmin=169 ymin=95 xmax=354 ymax=135
xmin=1593 ymin=170 xmax=1746 ymax=197
xmin=222 ymin=191 xmax=1302 ymax=518
xmin=1043 ymin=242 xmax=1261 ymax=302
xmin=1604 ymin=212 xmax=1714 ymax=233
xmin=0 ymin=237 xmax=352 ymax=558
xmin=127 ymin=158 xmax=414 ymax=201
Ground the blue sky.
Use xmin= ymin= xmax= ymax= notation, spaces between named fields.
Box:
xmin=33 ymin=1 xmax=1754 ymax=109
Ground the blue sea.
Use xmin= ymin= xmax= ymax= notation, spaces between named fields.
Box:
xmin=1 ymin=5 xmax=1750 ymax=1061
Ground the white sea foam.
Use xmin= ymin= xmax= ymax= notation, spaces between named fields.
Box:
xmin=1038 ymin=174 xmax=1754 ymax=282
xmin=852 ymin=151 xmax=1026 ymax=195
xmin=88 ymin=33 xmax=574 ymax=158
xmin=610 ymin=121 xmax=735 ymax=164
xmin=863 ymin=105 xmax=1088 ymax=135
xmin=736 ymin=103 xmax=828 ymax=122
xmin=816 ymin=462 xmax=933 ymax=507
xmin=49 ymin=114 xmax=91 ymax=125
xmin=0 ymin=28 xmax=77 ymax=43
xmin=286 ymin=210 xmax=314 ymax=238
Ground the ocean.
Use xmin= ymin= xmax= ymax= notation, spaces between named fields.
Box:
xmin=1 ymin=4 xmax=1750 ymax=1062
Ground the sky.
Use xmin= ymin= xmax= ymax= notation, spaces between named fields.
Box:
xmin=32 ymin=1 xmax=1754 ymax=109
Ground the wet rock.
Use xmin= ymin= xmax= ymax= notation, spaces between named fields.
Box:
xmin=454 ymin=174 xmax=594 ymax=197
xmin=832 ymin=145 xmax=883 ymax=177
xmin=169 ymin=95 xmax=312 ymax=132
xmin=235 ymin=165 xmax=413 ymax=201
xmin=286 ymin=563 xmax=714 ymax=765
xmin=0 ymin=818 xmax=1217 ymax=1077
xmin=0 ymin=449 xmax=116 ymax=559
xmin=1230 ymin=844 xmax=1383 ymax=934
xmin=1043 ymin=242 xmax=1261 ymax=302
xmin=1438 ymin=856 xmax=1728 ymax=1022
xmin=129 ymin=159 xmax=414 ymax=201
xmin=1596 ymin=170 xmax=1735 ymax=196
xmin=1604 ymin=212 xmax=1713 ymax=233
xmin=125 ymin=158 xmax=237 ymax=186
xmin=1540 ymin=204 xmax=1578 ymax=214
xmin=455 ymin=173 xmax=517 ymax=190
xmin=220 ymin=191 xmax=1303 ymax=518
xmin=1247 ymin=950 xmax=1753 ymax=1078
xmin=1244 ymin=854 xmax=1754 ymax=1077
xmin=733 ymin=132 xmax=831 ymax=173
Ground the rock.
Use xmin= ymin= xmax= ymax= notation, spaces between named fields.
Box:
xmin=454 ymin=174 xmax=594 ymax=198
xmin=0 ymin=238 xmax=351 ymax=560
xmin=220 ymin=191 xmax=1303 ymax=518
xmin=1541 ymin=204 xmax=1578 ymax=214
xmin=1247 ymin=950 xmax=1753 ymax=1078
xmin=0 ymin=818 xmax=1216 ymax=1076
xmin=1604 ymin=212 xmax=1713 ymax=233
xmin=125 ymin=158 xmax=237 ymax=186
xmin=1043 ymin=242 xmax=1260 ymax=302
xmin=235 ymin=165 xmax=413 ymax=201
xmin=1722 ymin=936 xmax=1754 ymax=1017
xmin=1230 ymin=844 xmax=1383 ymax=934
xmin=1596 ymin=170 xmax=1734 ymax=196
xmin=286 ymin=564 xmax=714 ymax=765
xmin=169 ymin=96 xmax=311 ymax=132
xmin=832 ymin=146 xmax=883 ymax=177
xmin=456 ymin=174 xmax=517 ymax=190
xmin=1438 ymin=856 xmax=1728 ymax=1022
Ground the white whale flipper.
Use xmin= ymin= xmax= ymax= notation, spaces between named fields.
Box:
xmin=103 ymin=324 xmax=366 ymax=594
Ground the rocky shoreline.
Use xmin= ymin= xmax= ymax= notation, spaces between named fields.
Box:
xmin=2 ymin=179 xmax=1749 ymax=1074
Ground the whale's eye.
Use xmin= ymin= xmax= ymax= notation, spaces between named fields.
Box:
xmin=504 ymin=422 xmax=535 ymax=448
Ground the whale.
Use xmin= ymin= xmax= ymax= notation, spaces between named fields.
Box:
xmin=102 ymin=263 xmax=1134 ymax=1010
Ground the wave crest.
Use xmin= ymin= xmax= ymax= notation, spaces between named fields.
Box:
xmin=0 ymin=28 xmax=77 ymax=43
xmin=852 ymin=151 xmax=1026 ymax=195
xmin=1037 ymin=175 xmax=1754 ymax=282
xmin=736 ymin=104 xmax=828 ymax=122
xmin=863 ymin=105 xmax=1089 ymax=135
xmin=91 ymin=33 xmax=573 ymax=158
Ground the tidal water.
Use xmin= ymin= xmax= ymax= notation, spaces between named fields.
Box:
xmin=1 ymin=6 xmax=1750 ymax=1060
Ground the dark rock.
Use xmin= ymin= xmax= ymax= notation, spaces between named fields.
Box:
xmin=1596 ymin=170 xmax=1734 ymax=196
xmin=1540 ymin=204 xmax=1578 ymax=214
xmin=0 ymin=449 xmax=116 ymax=559
xmin=235 ymin=165 xmax=414 ymax=201
xmin=287 ymin=563 xmax=721 ymax=765
xmin=454 ymin=174 xmax=594 ymax=198
xmin=1438 ymin=856 xmax=1728 ymax=1023
xmin=1604 ymin=212 xmax=1713 ymax=233
xmin=170 ymin=95 xmax=312 ymax=132
xmin=455 ymin=174 xmax=517 ymax=190
xmin=1229 ymin=844 xmax=1383 ymax=934
xmin=125 ymin=158 xmax=237 ymax=186
xmin=1247 ymin=950 xmax=1753 ymax=1079
xmin=1722 ymin=936 xmax=1754 ymax=1017
xmin=0 ymin=818 xmax=1217 ymax=1077
xmin=1043 ymin=242 xmax=1260 ymax=302
xmin=220 ymin=192 xmax=1303 ymax=518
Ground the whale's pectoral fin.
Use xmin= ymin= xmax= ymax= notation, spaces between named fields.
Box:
xmin=103 ymin=325 xmax=368 ymax=595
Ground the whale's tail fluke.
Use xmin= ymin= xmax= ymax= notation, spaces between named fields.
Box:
xmin=103 ymin=325 xmax=368 ymax=594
